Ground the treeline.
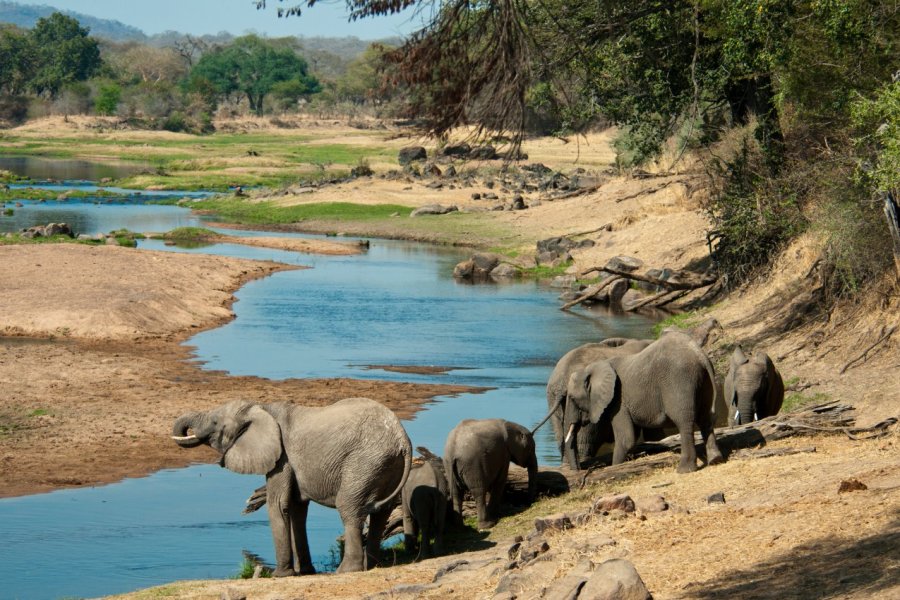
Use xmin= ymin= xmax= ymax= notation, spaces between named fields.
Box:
xmin=0 ymin=12 xmax=398 ymax=131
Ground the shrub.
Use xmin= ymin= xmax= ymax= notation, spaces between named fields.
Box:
xmin=94 ymin=83 xmax=121 ymax=116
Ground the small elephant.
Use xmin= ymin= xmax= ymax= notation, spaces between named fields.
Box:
xmin=443 ymin=418 xmax=537 ymax=530
xmin=565 ymin=331 xmax=724 ymax=473
xmin=172 ymin=397 xmax=411 ymax=576
xmin=544 ymin=338 xmax=653 ymax=469
xmin=725 ymin=346 xmax=785 ymax=426
xmin=401 ymin=447 xmax=450 ymax=561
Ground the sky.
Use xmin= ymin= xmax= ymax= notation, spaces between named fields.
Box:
xmin=12 ymin=0 xmax=424 ymax=39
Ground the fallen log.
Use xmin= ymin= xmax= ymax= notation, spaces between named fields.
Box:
xmin=560 ymin=276 xmax=623 ymax=311
xmin=578 ymin=265 xmax=717 ymax=291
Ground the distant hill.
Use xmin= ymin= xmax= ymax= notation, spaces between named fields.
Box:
xmin=0 ymin=1 xmax=147 ymax=40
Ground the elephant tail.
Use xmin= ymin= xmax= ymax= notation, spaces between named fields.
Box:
xmin=694 ymin=342 xmax=719 ymax=421
xmin=369 ymin=429 xmax=413 ymax=515
xmin=532 ymin=394 xmax=563 ymax=436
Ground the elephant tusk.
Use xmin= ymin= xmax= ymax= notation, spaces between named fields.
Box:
xmin=564 ymin=423 xmax=575 ymax=444
xmin=172 ymin=434 xmax=197 ymax=442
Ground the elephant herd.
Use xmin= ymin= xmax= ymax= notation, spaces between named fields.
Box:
xmin=171 ymin=329 xmax=784 ymax=577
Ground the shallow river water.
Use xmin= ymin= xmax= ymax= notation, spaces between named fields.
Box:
xmin=0 ymin=186 xmax=654 ymax=599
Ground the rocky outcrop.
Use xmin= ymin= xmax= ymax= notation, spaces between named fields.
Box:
xmin=453 ymin=252 xmax=521 ymax=281
xmin=20 ymin=222 xmax=73 ymax=239
xmin=398 ymin=146 xmax=427 ymax=165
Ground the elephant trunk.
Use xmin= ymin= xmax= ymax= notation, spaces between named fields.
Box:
xmin=526 ymin=456 xmax=538 ymax=502
xmin=736 ymin=389 xmax=763 ymax=425
xmin=172 ymin=412 xmax=205 ymax=448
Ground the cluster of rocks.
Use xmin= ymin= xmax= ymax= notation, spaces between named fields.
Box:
xmin=536 ymin=236 xmax=596 ymax=267
xmin=399 ymin=143 xmax=507 ymax=165
xmin=554 ymin=255 xmax=682 ymax=310
xmin=15 ymin=222 xmax=74 ymax=239
xmin=453 ymin=252 xmax=521 ymax=281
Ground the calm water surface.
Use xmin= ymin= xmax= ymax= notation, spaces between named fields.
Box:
xmin=0 ymin=156 xmax=149 ymax=181
xmin=0 ymin=182 xmax=654 ymax=599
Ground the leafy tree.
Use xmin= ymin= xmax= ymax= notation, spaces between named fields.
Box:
xmin=28 ymin=12 xmax=101 ymax=98
xmin=335 ymin=44 xmax=394 ymax=104
xmin=94 ymin=82 xmax=122 ymax=115
xmin=189 ymin=34 xmax=320 ymax=115
xmin=0 ymin=24 xmax=35 ymax=96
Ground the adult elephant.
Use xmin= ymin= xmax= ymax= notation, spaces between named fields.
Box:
xmin=564 ymin=331 xmax=724 ymax=473
xmin=172 ymin=397 xmax=412 ymax=576
xmin=443 ymin=419 xmax=537 ymax=530
xmin=545 ymin=338 xmax=652 ymax=469
xmin=725 ymin=346 xmax=785 ymax=425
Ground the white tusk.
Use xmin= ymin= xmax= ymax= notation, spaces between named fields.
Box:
xmin=754 ymin=412 xmax=758 ymax=421
xmin=734 ymin=410 xmax=740 ymax=422
xmin=172 ymin=434 xmax=197 ymax=442
xmin=564 ymin=423 xmax=575 ymax=444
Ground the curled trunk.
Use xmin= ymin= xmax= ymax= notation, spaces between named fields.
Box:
xmin=172 ymin=412 xmax=204 ymax=447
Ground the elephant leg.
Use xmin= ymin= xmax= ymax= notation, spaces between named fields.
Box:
xmin=337 ymin=512 xmax=366 ymax=573
xmin=366 ymin=507 xmax=390 ymax=569
xmin=611 ymin=414 xmax=636 ymax=466
xmin=673 ymin=418 xmax=699 ymax=473
xmin=697 ymin=411 xmax=724 ymax=467
xmin=402 ymin=507 xmax=417 ymax=555
xmin=433 ymin=498 xmax=446 ymax=557
xmin=472 ymin=486 xmax=494 ymax=530
xmin=415 ymin=503 xmax=433 ymax=561
xmin=266 ymin=464 xmax=299 ymax=577
xmin=486 ymin=475 xmax=506 ymax=527
xmin=290 ymin=499 xmax=315 ymax=575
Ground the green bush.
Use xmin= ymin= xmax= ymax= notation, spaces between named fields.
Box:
xmin=94 ymin=83 xmax=121 ymax=116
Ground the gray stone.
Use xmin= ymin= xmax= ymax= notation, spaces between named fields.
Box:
xmin=635 ymin=495 xmax=668 ymax=513
xmin=444 ymin=165 xmax=458 ymax=177
xmin=105 ymin=236 xmax=120 ymax=246
xmin=470 ymin=145 xmax=498 ymax=160
xmin=490 ymin=263 xmax=520 ymax=280
xmin=472 ymin=192 xmax=482 ymax=200
xmin=550 ymin=275 xmax=578 ymax=289
xmin=607 ymin=279 xmax=631 ymax=306
xmin=605 ymin=255 xmax=644 ymax=273
xmin=472 ymin=253 xmax=501 ymax=273
xmin=220 ymin=588 xmax=247 ymax=600
xmin=512 ymin=195 xmax=526 ymax=210
xmin=483 ymin=192 xmax=499 ymax=200
xmin=398 ymin=146 xmax=427 ymax=164
xmin=453 ymin=260 xmax=475 ymax=279
xmin=592 ymin=494 xmax=635 ymax=514
xmin=423 ymin=163 xmax=443 ymax=177
xmin=620 ymin=289 xmax=647 ymax=311
xmin=432 ymin=559 xmax=470 ymax=582
xmin=442 ymin=142 xmax=471 ymax=157
xmin=579 ymin=558 xmax=652 ymax=600
xmin=410 ymin=204 xmax=458 ymax=217
xmin=528 ymin=199 xmax=542 ymax=208
xmin=707 ymin=492 xmax=726 ymax=504
xmin=543 ymin=575 xmax=588 ymax=600
xmin=534 ymin=513 xmax=572 ymax=534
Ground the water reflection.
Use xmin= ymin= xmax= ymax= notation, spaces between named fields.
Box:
xmin=0 ymin=156 xmax=149 ymax=181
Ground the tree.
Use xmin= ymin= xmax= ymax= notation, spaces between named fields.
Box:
xmin=189 ymin=34 xmax=320 ymax=115
xmin=28 ymin=12 xmax=101 ymax=98
xmin=335 ymin=44 xmax=394 ymax=104
xmin=0 ymin=24 xmax=35 ymax=96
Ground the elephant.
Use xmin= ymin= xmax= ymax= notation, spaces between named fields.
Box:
xmin=544 ymin=338 xmax=653 ymax=469
xmin=725 ymin=346 xmax=785 ymax=426
xmin=564 ymin=330 xmax=724 ymax=473
xmin=401 ymin=447 xmax=450 ymax=561
xmin=443 ymin=418 xmax=538 ymax=530
xmin=172 ymin=397 xmax=412 ymax=576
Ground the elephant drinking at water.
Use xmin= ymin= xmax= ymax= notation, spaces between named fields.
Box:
xmin=564 ymin=331 xmax=724 ymax=473
xmin=172 ymin=397 xmax=412 ymax=575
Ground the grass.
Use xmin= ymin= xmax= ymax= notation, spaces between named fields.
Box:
xmin=192 ymin=198 xmax=414 ymax=224
xmin=783 ymin=391 xmax=831 ymax=413
xmin=520 ymin=260 xmax=573 ymax=280
xmin=0 ymin=188 xmax=132 ymax=202
xmin=234 ymin=557 xmax=272 ymax=579
xmin=161 ymin=227 xmax=219 ymax=241
xmin=28 ymin=409 xmax=50 ymax=417
xmin=651 ymin=311 xmax=704 ymax=337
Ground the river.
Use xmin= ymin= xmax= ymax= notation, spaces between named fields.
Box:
xmin=0 ymin=173 xmax=654 ymax=599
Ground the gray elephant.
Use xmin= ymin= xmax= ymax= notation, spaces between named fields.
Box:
xmin=565 ymin=331 xmax=724 ymax=473
xmin=172 ymin=397 xmax=412 ymax=576
xmin=443 ymin=418 xmax=537 ymax=530
xmin=725 ymin=347 xmax=785 ymax=425
xmin=401 ymin=447 xmax=450 ymax=561
xmin=545 ymin=338 xmax=652 ymax=469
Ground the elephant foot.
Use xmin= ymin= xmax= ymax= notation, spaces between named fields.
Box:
xmin=336 ymin=559 xmax=364 ymax=574
xmin=298 ymin=565 xmax=317 ymax=576
xmin=676 ymin=460 xmax=698 ymax=474
xmin=477 ymin=519 xmax=497 ymax=531
xmin=272 ymin=567 xmax=296 ymax=578
xmin=707 ymin=451 xmax=725 ymax=466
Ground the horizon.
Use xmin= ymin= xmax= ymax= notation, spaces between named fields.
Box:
xmin=4 ymin=0 xmax=423 ymax=40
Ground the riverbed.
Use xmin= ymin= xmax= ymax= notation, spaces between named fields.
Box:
xmin=0 ymin=181 xmax=654 ymax=599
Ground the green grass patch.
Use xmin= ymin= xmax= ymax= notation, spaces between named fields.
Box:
xmin=234 ymin=557 xmax=272 ymax=579
xmin=0 ymin=169 xmax=27 ymax=183
xmin=162 ymin=227 xmax=219 ymax=241
xmin=3 ymin=208 xmax=13 ymax=216
xmin=0 ymin=188 xmax=131 ymax=202
xmin=651 ymin=311 xmax=704 ymax=338
xmin=519 ymin=260 xmax=573 ymax=280
xmin=0 ymin=234 xmax=85 ymax=246
xmin=783 ymin=391 xmax=830 ymax=413
xmin=28 ymin=409 xmax=50 ymax=417
xmin=193 ymin=198 xmax=414 ymax=224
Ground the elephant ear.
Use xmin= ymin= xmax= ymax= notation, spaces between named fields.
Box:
xmin=223 ymin=405 xmax=283 ymax=475
xmin=586 ymin=361 xmax=618 ymax=424
xmin=757 ymin=352 xmax=785 ymax=416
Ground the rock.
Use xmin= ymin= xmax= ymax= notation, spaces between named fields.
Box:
xmin=537 ymin=236 xmax=577 ymax=255
xmin=607 ymin=278 xmax=631 ymax=306
xmin=470 ymin=145 xmax=498 ymax=160
xmin=534 ymin=513 xmax=573 ymax=534
xmin=528 ymin=199 xmax=542 ymax=208
xmin=605 ymin=255 xmax=644 ymax=272
xmin=543 ymin=574 xmax=588 ymax=600
xmin=580 ymin=558 xmax=652 ymax=600
xmin=592 ymin=494 xmax=636 ymax=514
xmin=442 ymin=142 xmax=472 ymax=157
xmin=517 ymin=539 xmax=550 ymax=565
xmin=559 ymin=291 xmax=582 ymax=303
xmin=220 ymin=588 xmax=246 ymax=600
xmin=444 ymin=165 xmax=458 ymax=177
xmin=453 ymin=260 xmax=475 ymax=279
xmin=410 ymin=204 xmax=458 ymax=217
xmin=512 ymin=195 xmax=526 ymax=210
xmin=635 ymin=495 xmax=668 ymax=513
xmin=423 ymin=163 xmax=443 ymax=177
xmin=432 ymin=559 xmax=470 ymax=582
xmin=707 ymin=492 xmax=726 ymax=504
xmin=490 ymin=263 xmax=520 ymax=280
xmin=105 ymin=236 xmax=120 ymax=246
xmin=473 ymin=253 xmax=501 ymax=273
xmin=838 ymin=479 xmax=868 ymax=493
xmin=567 ymin=511 xmax=594 ymax=527
xmin=551 ymin=274 xmax=578 ymax=289
xmin=43 ymin=223 xmax=72 ymax=237
xmin=471 ymin=192 xmax=482 ymax=200
xmin=523 ymin=162 xmax=552 ymax=174
xmin=398 ymin=146 xmax=427 ymax=164
xmin=483 ymin=192 xmax=499 ymax=200
xmin=366 ymin=583 xmax=440 ymax=598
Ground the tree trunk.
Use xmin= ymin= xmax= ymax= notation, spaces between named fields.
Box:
xmin=883 ymin=190 xmax=900 ymax=277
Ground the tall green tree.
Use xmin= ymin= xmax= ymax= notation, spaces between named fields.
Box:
xmin=0 ymin=25 xmax=35 ymax=96
xmin=189 ymin=34 xmax=320 ymax=115
xmin=28 ymin=12 xmax=101 ymax=97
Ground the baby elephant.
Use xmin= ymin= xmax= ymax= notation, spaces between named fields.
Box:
xmin=401 ymin=447 xmax=450 ymax=561
xmin=725 ymin=346 xmax=785 ymax=425
xmin=444 ymin=418 xmax=538 ymax=530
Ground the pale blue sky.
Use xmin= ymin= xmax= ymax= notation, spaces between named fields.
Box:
xmin=13 ymin=0 xmax=423 ymax=39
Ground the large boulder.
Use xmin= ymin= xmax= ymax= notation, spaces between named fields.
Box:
xmin=469 ymin=145 xmax=498 ymax=160
xmin=605 ymin=255 xmax=644 ymax=273
xmin=398 ymin=146 xmax=427 ymax=165
xmin=579 ymin=559 xmax=652 ymax=600
xmin=441 ymin=142 xmax=472 ymax=157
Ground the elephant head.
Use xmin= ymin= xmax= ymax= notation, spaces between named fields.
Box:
xmin=725 ymin=347 xmax=785 ymax=425
xmin=564 ymin=360 xmax=619 ymax=452
xmin=504 ymin=421 xmax=538 ymax=501
xmin=172 ymin=400 xmax=283 ymax=475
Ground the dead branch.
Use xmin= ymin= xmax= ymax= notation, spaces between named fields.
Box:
xmin=578 ymin=266 xmax=717 ymax=291
xmin=730 ymin=446 xmax=817 ymax=460
xmin=839 ymin=324 xmax=897 ymax=374
xmin=549 ymin=184 xmax=603 ymax=201
xmin=624 ymin=289 xmax=672 ymax=312
xmin=649 ymin=289 xmax=690 ymax=308
xmin=560 ymin=276 xmax=623 ymax=311
xmin=614 ymin=179 xmax=686 ymax=203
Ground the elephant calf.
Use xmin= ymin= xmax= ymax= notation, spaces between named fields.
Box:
xmin=401 ymin=447 xmax=450 ymax=561
xmin=444 ymin=418 xmax=537 ymax=530
xmin=725 ymin=346 xmax=785 ymax=425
